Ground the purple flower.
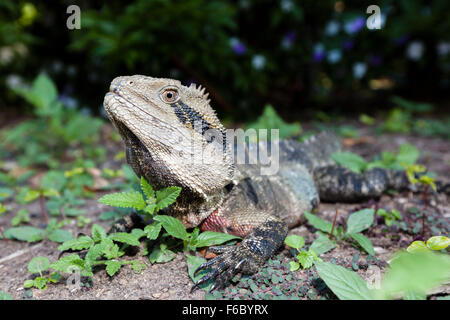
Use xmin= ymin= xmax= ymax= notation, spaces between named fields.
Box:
xmin=313 ymin=51 xmax=325 ymax=63
xmin=369 ymin=55 xmax=382 ymax=66
xmin=230 ymin=38 xmax=246 ymax=55
xmin=342 ymin=40 xmax=354 ymax=51
xmin=344 ymin=17 xmax=365 ymax=35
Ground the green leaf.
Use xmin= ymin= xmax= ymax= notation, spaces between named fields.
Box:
xmin=85 ymin=243 xmax=106 ymax=266
xmin=289 ymin=261 xmax=300 ymax=272
xmin=47 ymin=229 xmax=73 ymax=243
xmin=40 ymin=170 xmax=67 ymax=192
xmin=98 ymin=191 xmax=146 ymax=210
xmin=100 ymin=238 xmax=123 ymax=259
xmin=105 ymin=260 xmax=122 ymax=276
xmin=130 ymin=261 xmax=146 ymax=273
xmin=346 ymin=209 xmax=374 ymax=234
xmin=407 ymin=241 xmax=429 ymax=253
xmin=331 ymin=152 xmax=367 ymax=174
xmin=310 ymin=234 xmax=336 ymax=255
xmin=51 ymin=254 xmax=91 ymax=276
xmin=284 ymin=234 xmax=305 ymax=250
xmin=379 ymin=251 xmax=450 ymax=299
xmin=304 ymin=212 xmax=335 ymax=235
xmin=108 ymin=232 xmax=140 ymax=246
xmin=4 ymin=226 xmax=45 ymax=242
xmin=426 ymin=236 xmax=450 ymax=251
xmin=297 ymin=250 xmax=319 ymax=269
xmin=186 ymin=254 xmax=213 ymax=291
xmin=48 ymin=272 xmax=61 ymax=283
xmin=315 ymin=261 xmax=373 ymax=300
xmin=31 ymin=73 xmax=58 ymax=112
xmin=0 ymin=291 xmax=13 ymax=300
xmin=28 ymin=256 xmax=50 ymax=274
xmin=33 ymin=277 xmax=48 ymax=290
xmin=91 ymin=224 xmax=107 ymax=242
xmin=245 ymin=104 xmax=301 ymax=140
xmin=140 ymin=177 xmax=155 ymax=200
xmin=404 ymin=290 xmax=426 ymax=300
xmin=24 ymin=190 xmax=40 ymax=203
xmin=153 ymin=215 xmax=188 ymax=240
xmin=155 ymin=186 xmax=181 ymax=210
xmin=23 ymin=280 xmax=34 ymax=289
xmin=149 ymin=244 xmax=176 ymax=264
xmin=194 ymin=231 xmax=241 ymax=248
xmin=349 ymin=233 xmax=375 ymax=256
xmin=58 ymin=235 xmax=94 ymax=251
xmin=144 ymin=222 xmax=162 ymax=240
xmin=396 ymin=143 xmax=419 ymax=165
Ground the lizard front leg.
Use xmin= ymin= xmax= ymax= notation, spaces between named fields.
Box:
xmin=192 ymin=213 xmax=288 ymax=292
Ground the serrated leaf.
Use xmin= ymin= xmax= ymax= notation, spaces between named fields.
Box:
xmin=58 ymin=235 xmax=94 ymax=251
xmin=28 ymin=256 xmax=50 ymax=274
xmin=108 ymin=232 xmax=141 ymax=246
xmin=33 ymin=277 xmax=48 ymax=290
xmin=50 ymin=254 xmax=90 ymax=276
xmin=85 ymin=243 xmax=105 ymax=266
xmin=4 ymin=226 xmax=45 ymax=242
xmin=149 ymin=244 xmax=176 ymax=264
xmin=91 ymin=224 xmax=107 ymax=242
xmin=346 ymin=209 xmax=374 ymax=234
xmin=315 ymin=261 xmax=373 ymax=300
xmin=426 ymin=236 xmax=450 ymax=251
xmin=130 ymin=261 xmax=146 ymax=273
xmin=194 ymin=231 xmax=241 ymax=248
xmin=304 ymin=212 xmax=335 ymax=235
xmin=130 ymin=228 xmax=145 ymax=239
xmin=331 ymin=152 xmax=368 ymax=174
xmin=98 ymin=191 xmax=146 ymax=210
xmin=155 ymin=186 xmax=181 ymax=210
xmin=47 ymin=229 xmax=73 ymax=243
xmin=101 ymin=238 xmax=123 ymax=259
xmin=144 ymin=222 xmax=162 ymax=240
xmin=153 ymin=215 xmax=188 ymax=240
xmin=284 ymin=234 xmax=305 ymax=250
xmin=105 ymin=260 xmax=122 ymax=276
xmin=349 ymin=233 xmax=375 ymax=256
xmin=310 ymin=234 xmax=336 ymax=255
xmin=140 ymin=177 xmax=155 ymax=200
xmin=297 ymin=250 xmax=317 ymax=269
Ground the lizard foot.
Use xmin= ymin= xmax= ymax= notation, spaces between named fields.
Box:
xmin=191 ymin=243 xmax=262 ymax=293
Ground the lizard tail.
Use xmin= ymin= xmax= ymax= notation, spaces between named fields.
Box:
xmin=301 ymin=131 xmax=342 ymax=169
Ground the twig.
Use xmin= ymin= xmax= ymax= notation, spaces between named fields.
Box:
xmin=422 ymin=185 xmax=428 ymax=238
xmin=0 ymin=226 xmax=8 ymax=243
xmin=39 ymin=193 xmax=48 ymax=224
xmin=330 ymin=209 xmax=338 ymax=240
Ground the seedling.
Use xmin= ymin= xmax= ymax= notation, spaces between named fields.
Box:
xmin=4 ymin=218 xmax=73 ymax=243
xmin=376 ymin=208 xmax=402 ymax=227
xmin=284 ymin=234 xmax=322 ymax=271
xmin=407 ymin=236 xmax=450 ymax=253
xmin=304 ymin=209 xmax=375 ymax=256
xmin=23 ymin=256 xmax=61 ymax=290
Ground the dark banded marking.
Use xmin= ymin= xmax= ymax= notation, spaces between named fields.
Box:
xmin=170 ymin=102 xmax=188 ymax=124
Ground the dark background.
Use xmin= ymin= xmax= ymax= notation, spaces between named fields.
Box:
xmin=1 ymin=0 xmax=449 ymax=121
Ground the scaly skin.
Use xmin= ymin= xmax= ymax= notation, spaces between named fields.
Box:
xmin=102 ymin=75 xmax=433 ymax=291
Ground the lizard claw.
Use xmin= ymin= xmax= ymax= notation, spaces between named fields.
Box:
xmin=191 ymin=244 xmax=252 ymax=293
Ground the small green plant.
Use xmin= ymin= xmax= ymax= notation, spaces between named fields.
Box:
xmin=245 ymin=104 xmax=302 ymax=140
xmin=315 ymin=249 xmax=450 ymax=300
xmin=376 ymin=208 xmax=402 ymax=227
xmin=55 ymin=178 xmax=240 ymax=284
xmin=407 ymin=236 xmax=450 ymax=253
xmin=331 ymin=143 xmax=419 ymax=174
xmin=2 ymin=73 xmax=104 ymax=167
xmin=4 ymin=218 xmax=73 ymax=243
xmin=11 ymin=209 xmax=30 ymax=226
xmin=284 ymin=234 xmax=322 ymax=271
xmin=23 ymin=256 xmax=61 ymax=290
xmin=304 ymin=209 xmax=375 ymax=256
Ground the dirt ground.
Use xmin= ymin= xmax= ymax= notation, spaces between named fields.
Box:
xmin=0 ymin=124 xmax=449 ymax=300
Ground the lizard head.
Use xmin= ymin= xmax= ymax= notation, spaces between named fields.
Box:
xmin=103 ymin=75 xmax=234 ymax=201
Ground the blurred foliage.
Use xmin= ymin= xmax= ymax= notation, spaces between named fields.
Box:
xmin=0 ymin=0 xmax=449 ymax=120
xmin=0 ymin=74 xmax=104 ymax=168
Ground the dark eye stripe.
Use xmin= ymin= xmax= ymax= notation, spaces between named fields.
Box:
xmin=170 ymin=102 xmax=187 ymax=124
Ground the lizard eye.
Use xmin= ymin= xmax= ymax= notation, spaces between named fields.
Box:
xmin=160 ymin=89 xmax=179 ymax=104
